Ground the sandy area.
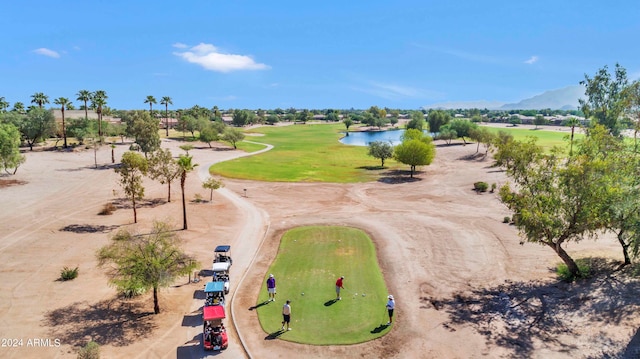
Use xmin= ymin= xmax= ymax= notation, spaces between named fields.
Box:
xmin=0 ymin=127 xmax=638 ymax=359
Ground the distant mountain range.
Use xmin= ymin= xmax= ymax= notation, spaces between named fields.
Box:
xmin=424 ymin=85 xmax=585 ymax=110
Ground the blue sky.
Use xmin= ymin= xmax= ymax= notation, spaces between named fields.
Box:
xmin=1 ymin=1 xmax=639 ymax=110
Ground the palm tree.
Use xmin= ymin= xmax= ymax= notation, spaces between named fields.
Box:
xmin=177 ymin=154 xmax=198 ymax=230
xmin=76 ymin=90 xmax=92 ymax=119
xmin=54 ymin=97 xmax=70 ymax=148
xmin=145 ymin=95 xmax=157 ymax=113
xmin=12 ymin=102 xmax=25 ymax=114
xmin=30 ymin=92 xmax=49 ymax=108
xmin=566 ymin=117 xmax=580 ymax=156
xmin=160 ymin=96 xmax=173 ymax=136
xmin=92 ymin=90 xmax=108 ymax=138
xmin=0 ymin=97 xmax=9 ymax=112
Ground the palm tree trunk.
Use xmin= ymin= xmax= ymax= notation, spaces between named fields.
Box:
xmin=84 ymin=101 xmax=88 ymax=120
xmin=181 ymin=174 xmax=187 ymax=230
xmin=62 ymin=108 xmax=67 ymax=148
xmin=165 ymin=106 xmax=169 ymax=137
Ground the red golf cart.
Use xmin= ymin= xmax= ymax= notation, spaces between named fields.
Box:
xmin=203 ymin=305 xmax=228 ymax=351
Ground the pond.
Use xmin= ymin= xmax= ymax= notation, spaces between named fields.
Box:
xmin=339 ymin=129 xmax=406 ymax=146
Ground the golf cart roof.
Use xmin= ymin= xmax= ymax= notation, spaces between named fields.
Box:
xmin=212 ymin=262 xmax=231 ymax=272
xmin=203 ymin=305 xmax=226 ymax=320
xmin=204 ymin=281 xmax=225 ymax=293
xmin=214 ymin=245 xmax=231 ymax=253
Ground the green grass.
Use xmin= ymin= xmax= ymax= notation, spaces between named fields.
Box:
xmin=235 ymin=140 xmax=268 ymax=153
xmin=256 ymin=226 xmax=389 ymax=345
xmin=211 ymin=124 xmax=399 ymax=182
xmin=483 ymin=126 xmax=583 ymax=150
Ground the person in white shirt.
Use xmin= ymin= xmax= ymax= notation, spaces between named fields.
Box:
xmin=281 ymin=300 xmax=292 ymax=331
xmin=386 ymin=295 xmax=395 ymax=325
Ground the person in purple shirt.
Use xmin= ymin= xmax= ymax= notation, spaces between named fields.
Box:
xmin=267 ymin=274 xmax=276 ymax=302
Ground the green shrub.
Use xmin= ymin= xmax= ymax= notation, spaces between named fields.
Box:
xmin=491 ymin=183 xmax=497 ymax=193
xmin=77 ymin=340 xmax=100 ymax=359
xmin=473 ymin=181 xmax=489 ymax=192
xmin=556 ymin=259 xmax=591 ymax=282
xmin=60 ymin=266 xmax=79 ymax=281
xmin=503 ymin=216 xmax=510 ymax=223
xmin=120 ymin=285 xmax=146 ymax=299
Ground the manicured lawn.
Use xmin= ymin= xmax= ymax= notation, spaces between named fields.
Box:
xmin=256 ymin=226 xmax=390 ymax=345
xmin=210 ymin=124 xmax=400 ymax=183
xmin=482 ymin=125 xmax=583 ymax=150
xmin=235 ymin=140 xmax=268 ymax=153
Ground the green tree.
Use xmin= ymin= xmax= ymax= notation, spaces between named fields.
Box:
xmin=498 ymin=137 xmax=609 ymax=279
xmin=160 ymin=96 xmax=172 ymax=136
xmin=199 ymin=124 xmax=219 ymax=148
xmin=406 ymin=111 xmax=426 ymax=131
xmin=367 ymin=141 xmax=394 ymax=167
xmin=97 ymin=221 xmax=198 ymax=314
xmin=343 ymin=117 xmax=354 ymax=132
xmin=448 ymin=119 xmax=478 ymax=144
xmin=76 ymin=90 xmax=92 ymax=120
xmin=232 ymin=109 xmax=251 ymax=127
xmin=147 ymin=149 xmax=180 ymax=202
xmin=144 ymin=95 xmax=157 ymax=114
xmin=533 ymin=115 xmax=547 ymax=129
xmin=393 ymin=133 xmax=436 ymax=178
xmin=54 ymin=97 xmax=70 ymax=148
xmin=177 ymin=154 xmax=198 ymax=230
xmin=564 ymin=117 xmax=581 ymax=155
xmin=437 ymin=125 xmax=457 ymax=145
xmin=427 ymin=110 xmax=451 ymax=133
xmin=579 ymin=63 xmax=631 ymax=136
xmin=469 ymin=126 xmax=495 ymax=155
xmin=202 ymin=177 xmax=224 ymax=202
xmin=22 ymin=108 xmax=56 ymax=150
xmin=0 ymin=97 xmax=9 ymax=112
xmin=0 ymin=123 xmax=25 ymax=174
xmin=222 ymin=127 xmax=245 ymax=149
xmin=115 ymin=151 xmax=148 ymax=223
xmin=128 ymin=111 xmax=160 ymax=156
xmin=30 ymin=92 xmax=49 ymax=108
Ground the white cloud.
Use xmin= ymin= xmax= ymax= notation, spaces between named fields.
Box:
xmin=173 ymin=42 xmax=270 ymax=73
xmin=33 ymin=48 xmax=60 ymax=58
xmin=524 ymin=56 xmax=539 ymax=65
xmin=172 ymin=42 xmax=188 ymax=49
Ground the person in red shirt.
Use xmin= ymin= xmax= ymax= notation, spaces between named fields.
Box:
xmin=335 ymin=276 xmax=344 ymax=300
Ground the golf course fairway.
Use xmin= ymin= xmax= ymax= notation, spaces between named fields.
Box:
xmin=255 ymin=226 xmax=390 ymax=344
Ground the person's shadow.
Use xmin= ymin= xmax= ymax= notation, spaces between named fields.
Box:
xmin=370 ymin=323 xmax=390 ymax=334
xmin=265 ymin=329 xmax=285 ymax=340
xmin=249 ymin=300 xmax=270 ymax=311
xmin=324 ymin=299 xmax=339 ymax=307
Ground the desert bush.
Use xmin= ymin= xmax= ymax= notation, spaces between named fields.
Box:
xmin=60 ymin=266 xmax=79 ymax=281
xmin=503 ymin=216 xmax=510 ymax=223
xmin=473 ymin=181 xmax=489 ymax=192
xmin=193 ymin=193 xmax=203 ymax=203
xmin=491 ymin=183 xmax=497 ymax=193
xmin=77 ymin=340 xmax=100 ymax=359
xmin=98 ymin=202 xmax=115 ymax=215
xmin=557 ymin=259 xmax=591 ymax=282
xmin=120 ymin=285 xmax=147 ymax=299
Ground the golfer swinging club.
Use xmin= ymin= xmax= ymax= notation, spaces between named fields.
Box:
xmin=335 ymin=276 xmax=344 ymax=300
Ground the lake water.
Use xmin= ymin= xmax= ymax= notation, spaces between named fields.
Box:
xmin=339 ymin=130 xmax=406 ymax=146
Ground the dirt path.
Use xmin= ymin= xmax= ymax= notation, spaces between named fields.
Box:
xmin=0 ymin=136 xmax=633 ymax=359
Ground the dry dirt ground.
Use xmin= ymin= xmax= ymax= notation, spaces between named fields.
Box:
xmin=1 ymin=125 xmax=639 ymax=359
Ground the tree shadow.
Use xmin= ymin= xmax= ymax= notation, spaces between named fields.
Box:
xmin=112 ymin=197 xmax=166 ymax=209
xmin=356 ymin=165 xmax=385 ymax=171
xmin=249 ymin=301 xmax=270 ymax=311
xmin=377 ymin=170 xmax=423 ymax=184
xmin=370 ymin=323 xmax=389 ymax=334
xmin=0 ymin=179 xmax=27 ymax=188
xmin=44 ymin=298 xmax=157 ymax=348
xmin=265 ymin=329 xmax=285 ymax=340
xmin=324 ymin=299 xmax=338 ymax=306
xmin=181 ymin=310 xmax=202 ymax=328
xmin=176 ymin=334 xmax=211 ymax=359
xmin=60 ymin=224 xmax=121 ymax=233
xmin=457 ymin=152 xmax=487 ymax=161
xmin=424 ymin=258 xmax=640 ymax=357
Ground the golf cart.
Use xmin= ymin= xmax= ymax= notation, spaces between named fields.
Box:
xmin=203 ymin=305 xmax=228 ymax=351
xmin=204 ymin=281 xmax=226 ymax=307
xmin=214 ymin=245 xmax=232 ymax=266
xmin=212 ymin=261 xmax=230 ymax=294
